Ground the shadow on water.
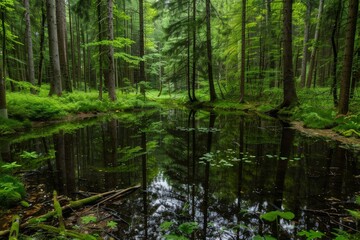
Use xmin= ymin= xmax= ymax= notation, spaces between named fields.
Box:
xmin=1 ymin=109 xmax=359 ymax=239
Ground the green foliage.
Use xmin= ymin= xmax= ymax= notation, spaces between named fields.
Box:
xmin=160 ymin=221 xmax=198 ymax=240
xmin=199 ymin=149 xmax=250 ymax=168
xmin=178 ymin=222 xmax=199 ymax=235
xmin=302 ymin=112 xmax=335 ymax=129
xmin=7 ymin=92 xmax=67 ymax=120
xmin=106 ymin=221 xmax=117 ymax=229
xmin=297 ymin=230 xmax=325 ymax=239
xmin=160 ymin=221 xmax=174 ymax=231
xmin=7 ymin=78 xmax=39 ymax=92
xmin=0 ymin=174 xmax=25 ymax=208
xmin=0 ymin=117 xmax=24 ymax=135
xmin=253 ymin=235 xmax=277 ymax=240
xmin=260 ymin=210 xmax=295 ymax=222
xmin=294 ymin=104 xmax=336 ymax=129
xmin=1 ymin=161 xmax=21 ymax=171
xmin=20 ymin=151 xmax=39 ymax=160
xmin=334 ymin=115 xmax=360 ymax=138
xmin=81 ymin=215 xmax=97 ymax=224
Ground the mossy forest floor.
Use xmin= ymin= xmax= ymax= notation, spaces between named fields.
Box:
xmin=1 ymin=85 xmax=360 ymax=145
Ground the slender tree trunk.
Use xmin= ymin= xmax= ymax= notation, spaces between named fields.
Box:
xmin=68 ymin=0 xmax=75 ymax=90
xmin=300 ymin=0 xmax=311 ymax=88
xmin=280 ymin=0 xmax=298 ymax=108
xmin=82 ymin=26 xmax=87 ymax=92
xmin=56 ymin=0 xmax=71 ymax=92
xmin=331 ymin=0 xmax=341 ymax=106
xmin=350 ymin=49 xmax=360 ymax=99
xmin=206 ymin=0 xmax=217 ymax=102
xmin=186 ymin=1 xmax=192 ymax=102
xmin=338 ymin=0 xmax=358 ymax=115
xmin=191 ymin=0 xmax=197 ymax=101
xmin=97 ymin=0 xmax=103 ymax=100
xmin=75 ymin=15 xmax=81 ymax=89
xmin=239 ymin=0 xmax=246 ymax=103
xmin=139 ymin=0 xmax=145 ymax=96
xmin=24 ymin=0 xmax=36 ymax=93
xmin=46 ymin=0 xmax=62 ymax=96
xmin=107 ymin=0 xmax=116 ymax=101
xmin=37 ymin=1 xmax=46 ymax=86
xmin=0 ymin=10 xmax=7 ymax=118
xmin=306 ymin=0 xmax=324 ymax=88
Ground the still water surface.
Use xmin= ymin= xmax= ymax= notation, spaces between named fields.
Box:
xmin=1 ymin=109 xmax=359 ymax=239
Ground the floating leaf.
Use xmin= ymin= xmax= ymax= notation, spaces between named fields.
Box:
xmin=260 ymin=210 xmax=295 ymax=222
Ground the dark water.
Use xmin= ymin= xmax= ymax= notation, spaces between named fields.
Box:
xmin=1 ymin=110 xmax=359 ymax=239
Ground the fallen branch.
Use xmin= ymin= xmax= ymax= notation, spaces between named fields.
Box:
xmin=303 ymin=208 xmax=349 ymax=217
xmin=0 ymin=184 xmax=140 ymax=237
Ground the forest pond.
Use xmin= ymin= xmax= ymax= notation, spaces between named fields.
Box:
xmin=1 ymin=109 xmax=359 ymax=239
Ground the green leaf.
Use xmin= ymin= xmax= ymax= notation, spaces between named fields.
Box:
xmin=160 ymin=221 xmax=174 ymax=231
xmin=20 ymin=151 xmax=39 ymax=159
xmin=260 ymin=211 xmax=278 ymax=222
xmin=81 ymin=215 xmax=97 ymax=224
xmin=260 ymin=211 xmax=295 ymax=222
xmin=298 ymin=230 xmax=325 ymax=239
xmin=164 ymin=234 xmax=188 ymax=240
xmin=107 ymin=220 xmax=118 ymax=229
xmin=347 ymin=209 xmax=360 ymax=220
xmin=1 ymin=162 xmax=21 ymax=170
xmin=253 ymin=235 xmax=277 ymax=240
xmin=278 ymin=211 xmax=295 ymax=220
xmin=355 ymin=196 xmax=360 ymax=205
xmin=178 ymin=222 xmax=198 ymax=234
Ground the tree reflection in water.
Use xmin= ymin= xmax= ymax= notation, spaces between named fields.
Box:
xmin=4 ymin=110 xmax=359 ymax=239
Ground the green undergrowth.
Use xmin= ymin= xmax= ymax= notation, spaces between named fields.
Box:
xmin=7 ymin=89 xmax=160 ymax=122
xmin=0 ymin=118 xmax=25 ymax=135
xmin=334 ymin=114 xmax=360 ymax=137
xmin=293 ymin=104 xmax=336 ymax=129
xmin=0 ymin=161 xmax=25 ymax=208
xmin=0 ymin=174 xmax=25 ymax=208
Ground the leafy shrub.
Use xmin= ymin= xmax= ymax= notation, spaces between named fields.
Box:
xmin=0 ymin=174 xmax=26 ymax=208
xmin=293 ymin=104 xmax=336 ymax=129
xmin=334 ymin=115 xmax=360 ymax=137
xmin=7 ymin=93 xmax=66 ymax=120
xmin=0 ymin=118 xmax=23 ymax=134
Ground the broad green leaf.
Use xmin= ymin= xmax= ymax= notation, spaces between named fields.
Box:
xmin=260 ymin=211 xmax=278 ymax=222
xmin=278 ymin=211 xmax=295 ymax=220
